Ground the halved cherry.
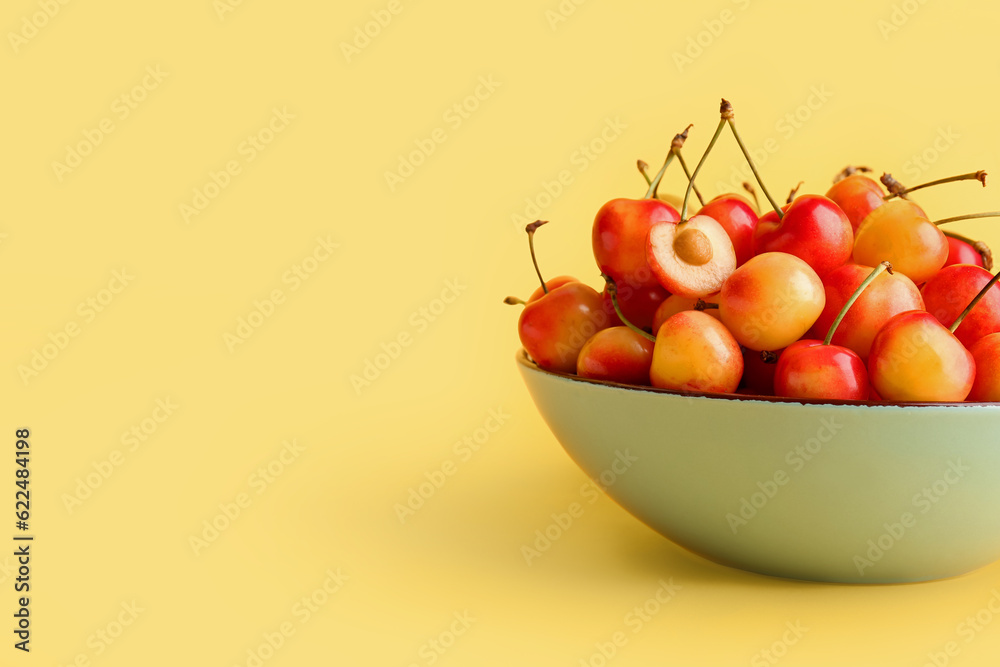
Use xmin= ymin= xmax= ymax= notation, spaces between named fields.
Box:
xmin=647 ymin=216 xmax=736 ymax=297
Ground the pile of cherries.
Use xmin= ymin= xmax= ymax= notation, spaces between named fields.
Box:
xmin=506 ymin=99 xmax=1000 ymax=403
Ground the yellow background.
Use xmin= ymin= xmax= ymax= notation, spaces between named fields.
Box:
xmin=2 ymin=0 xmax=1000 ymax=664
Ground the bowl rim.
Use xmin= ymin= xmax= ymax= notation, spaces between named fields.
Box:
xmin=516 ymin=348 xmax=998 ymax=408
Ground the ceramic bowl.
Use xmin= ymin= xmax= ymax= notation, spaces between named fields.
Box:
xmin=516 ymin=350 xmax=1000 ymax=584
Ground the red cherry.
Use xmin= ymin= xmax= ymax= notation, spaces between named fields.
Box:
xmin=806 ymin=263 xmax=923 ymax=361
xmin=698 ymin=195 xmax=758 ymax=266
xmin=968 ymin=333 xmax=1000 ymax=401
xmin=825 ymin=174 xmax=886 ymax=232
xmin=945 ymin=236 xmax=983 ymax=267
xmin=921 ymin=264 xmax=1000 ymax=349
xmin=529 ymin=276 xmax=576 ymax=302
xmin=774 ymin=340 xmax=868 ymax=401
xmin=753 ymin=204 xmax=789 ymax=239
xmin=510 ymin=221 xmax=610 ymax=374
xmin=576 ymin=326 xmax=655 ymax=385
xmin=943 ymin=235 xmax=991 ymax=269
xmin=599 ymin=283 xmax=669 ymax=330
xmin=518 ymin=282 xmax=607 ymax=374
xmin=593 ymin=198 xmax=679 ymax=289
xmin=773 ymin=262 xmax=891 ymax=401
xmin=752 ymin=194 xmax=854 ymax=278
xmin=906 ymin=267 xmax=1000 ymax=401
xmin=726 ymin=191 xmax=759 ymax=213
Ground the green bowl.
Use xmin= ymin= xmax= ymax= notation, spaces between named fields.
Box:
xmin=516 ymin=350 xmax=1000 ymax=584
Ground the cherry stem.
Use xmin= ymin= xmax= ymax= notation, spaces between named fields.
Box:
xmin=637 ymin=160 xmax=653 ymax=186
xmin=682 ymin=117 xmax=726 ymax=221
xmin=742 ymin=182 xmax=760 ymax=211
xmin=525 ymin=220 xmax=549 ymax=294
xmin=880 ymin=173 xmax=910 ymax=200
xmin=950 ymin=269 xmax=1000 ymax=333
xmin=694 ymin=299 xmax=719 ymax=310
xmin=503 ymin=296 xmax=526 ymax=306
xmin=932 ymin=211 xmax=1000 ymax=227
xmin=786 ymin=181 xmax=804 ymax=204
xmin=722 ymin=99 xmax=783 ymax=217
xmin=824 ymin=261 xmax=893 ymax=346
xmin=670 ymin=124 xmax=705 ymax=206
xmin=645 ymin=125 xmax=698 ymax=201
xmin=645 ymin=153 xmax=676 ymax=199
xmin=603 ymin=274 xmax=656 ymax=342
xmin=943 ymin=230 xmax=977 ymax=245
xmin=674 ymin=150 xmax=706 ymax=206
xmin=943 ymin=231 xmax=994 ymax=271
xmin=884 ymin=170 xmax=987 ymax=201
